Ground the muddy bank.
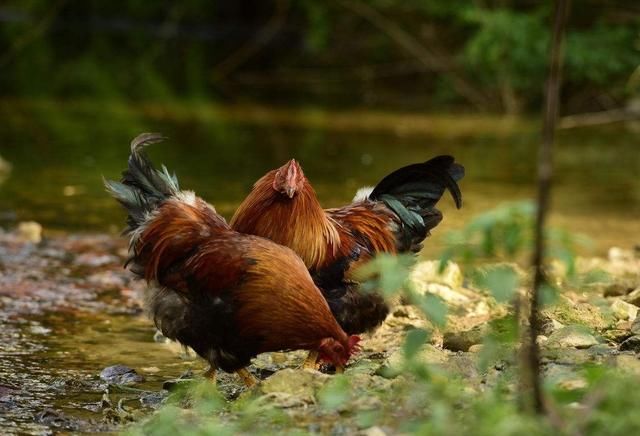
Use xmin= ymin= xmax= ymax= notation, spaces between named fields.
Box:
xmin=1 ymin=228 xmax=639 ymax=434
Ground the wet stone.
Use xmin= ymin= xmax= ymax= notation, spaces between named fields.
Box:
xmin=36 ymin=408 xmax=78 ymax=431
xmin=620 ymin=336 xmax=640 ymax=353
xmin=139 ymin=391 xmax=168 ymax=409
xmin=632 ymin=317 xmax=640 ymax=336
xmin=162 ymin=378 xmax=196 ymax=392
xmin=100 ymin=365 xmax=144 ymax=385
xmin=545 ymin=325 xmax=599 ymax=349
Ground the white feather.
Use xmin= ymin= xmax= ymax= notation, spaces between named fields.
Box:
xmin=352 ymin=186 xmax=374 ymax=203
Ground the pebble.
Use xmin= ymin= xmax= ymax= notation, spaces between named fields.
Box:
xmin=611 ymin=299 xmax=638 ymax=321
xmin=99 ymin=365 xmax=144 ymax=385
xmin=17 ymin=221 xmax=42 ymax=243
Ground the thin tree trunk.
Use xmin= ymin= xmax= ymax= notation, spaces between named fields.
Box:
xmin=525 ymin=0 xmax=571 ymax=415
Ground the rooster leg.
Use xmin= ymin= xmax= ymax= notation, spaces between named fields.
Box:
xmin=204 ymin=366 xmax=217 ymax=384
xmin=236 ymin=368 xmax=257 ymax=388
xmin=302 ymin=351 xmax=320 ymax=370
xmin=335 ymin=366 xmax=344 ymax=374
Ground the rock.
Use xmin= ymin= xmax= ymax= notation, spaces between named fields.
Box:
xmin=604 ymin=282 xmax=632 ymax=298
xmin=602 ymin=328 xmax=632 ymax=343
xmin=632 ymin=317 xmax=640 ymax=336
xmin=625 ymin=288 xmax=640 ymax=307
xmin=410 ymin=260 xmax=463 ymax=290
xmin=542 ymin=348 xmax=593 ymax=366
xmin=545 ymin=325 xmax=599 ymax=349
xmin=587 ymin=344 xmax=618 ymax=358
xmin=616 ymin=355 xmax=640 ymax=376
xmin=468 ymin=344 xmax=484 ymax=353
xmin=443 ymin=326 xmax=486 ymax=352
xmin=544 ymin=299 xmax=609 ymax=330
xmin=363 ymin=426 xmax=387 ymax=436
xmin=253 ymin=392 xmax=310 ymax=409
xmin=17 ymin=221 xmax=42 ymax=243
xmin=609 ymin=247 xmax=635 ymax=263
xmin=36 ymin=409 xmax=77 ymax=430
xmin=418 ymin=283 xmax=474 ymax=306
xmin=259 ymin=369 xmax=330 ymax=404
xmin=162 ymin=379 xmax=196 ymax=392
xmin=536 ymin=335 xmax=549 ymax=346
xmin=611 ymin=299 xmax=638 ymax=321
xmin=556 ymin=378 xmax=588 ymax=391
xmin=620 ymin=336 xmax=640 ymax=352
xmin=139 ymin=391 xmax=168 ymax=409
xmin=344 ymin=358 xmax=383 ymax=376
xmin=384 ymin=344 xmax=448 ymax=374
xmin=539 ymin=316 xmax=565 ymax=336
xmin=100 ymin=365 xmax=144 ymax=385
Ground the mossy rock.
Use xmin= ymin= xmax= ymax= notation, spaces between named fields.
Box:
xmin=543 ymin=298 xmax=609 ymax=331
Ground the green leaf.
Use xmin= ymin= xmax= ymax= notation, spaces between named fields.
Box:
xmin=318 ymin=375 xmax=350 ymax=411
xmin=404 ymin=328 xmax=429 ymax=359
xmin=418 ymin=294 xmax=448 ymax=328
xmin=476 ymin=265 xmax=519 ymax=303
xmin=540 ymin=283 xmax=559 ymax=307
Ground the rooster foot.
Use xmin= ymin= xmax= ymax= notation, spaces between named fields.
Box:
xmin=204 ymin=366 xmax=217 ymax=385
xmin=302 ymin=350 xmax=320 ymax=370
xmin=236 ymin=368 xmax=258 ymax=388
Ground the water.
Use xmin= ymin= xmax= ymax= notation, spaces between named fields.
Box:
xmin=1 ymin=100 xmax=638 ymax=253
xmin=0 ymin=100 xmax=638 ymax=433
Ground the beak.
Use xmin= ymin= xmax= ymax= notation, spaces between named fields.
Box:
xmin=283 ymin=159 xmax=303 ymax=198
xmin=285 ymin=186 xmax=296 ymax=198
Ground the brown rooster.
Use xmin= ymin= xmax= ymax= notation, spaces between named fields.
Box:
xmin=230 ymin=156 xmax=464 ymax=366
xmin=105 ymin=133 xmax=360 ymax=386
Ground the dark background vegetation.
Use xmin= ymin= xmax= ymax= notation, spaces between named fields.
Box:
xmin=1 ymin=0 xmax=639 ymax=248
xmin=2 ymin=0 xmax=639 ymax=113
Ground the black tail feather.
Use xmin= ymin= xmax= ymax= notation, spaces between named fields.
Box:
xmin=368 ymin=155 xmax=464 ymax=251
xmin=369 ymin=155 xmax=464 ymax=209
xmin=104 ymin=133 xmax=179 ymax=232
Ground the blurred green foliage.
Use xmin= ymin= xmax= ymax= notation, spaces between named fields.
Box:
xmin=1 ymin=1 xmax=638 ymax=112
xmin=123 ymin=204 xmax=630 ymax=435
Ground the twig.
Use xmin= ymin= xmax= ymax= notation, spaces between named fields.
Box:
xmin=0 ymin=0 xmax=68 ymax=68
xmin=337 ymin=0 xmax=493 ymax=111
xmin=559 ymin=108 xmax=640 ymax=129
xmin=212 ymin=0 xmax=290 ymax=80
xmin=525 ymin=0 xmax=571 ymax=415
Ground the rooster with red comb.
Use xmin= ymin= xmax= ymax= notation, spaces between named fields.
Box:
xmin=231 ymin=156 xmax=464 ymax=368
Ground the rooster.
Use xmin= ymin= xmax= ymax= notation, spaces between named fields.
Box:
xmin=230 ymin=156 xmax=464 ymax=366
xmin=105 ymin=133 xmax=360 ymax=386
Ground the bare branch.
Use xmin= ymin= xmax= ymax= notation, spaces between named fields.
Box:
xmin=559 ymin=108 xmax=640 ymax=129
xmin=524 ymin=0 xmax=571 ymax=415
xmin=212 ymin=0 xmax=290 ymax=81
